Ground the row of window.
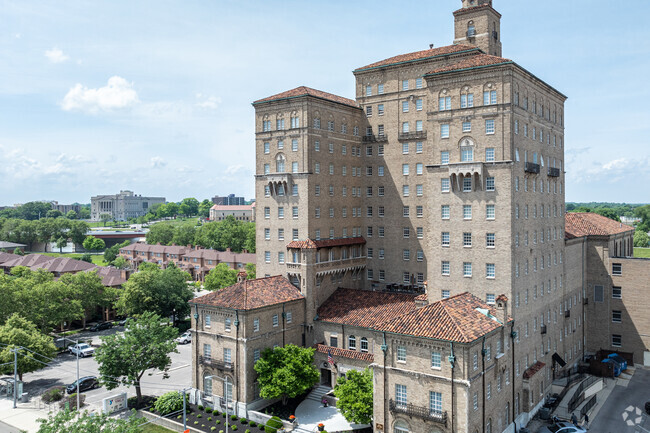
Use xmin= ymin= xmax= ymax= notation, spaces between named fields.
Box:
xmin=364 ymin=78 xmax=424 ymax=97
xmin=263 ymin=139 xmax=299 ymax=154
xmin=514 ymin=229 xmax=563 ymax=249
xmin=440 ymin=261 xmax=496 ymax=278
xmin=365 ymin=98 xmax=424 ymax=117
xmin=440 ymin=204 xmax=496 ymax=220
xmin=514 ymin=149 xmax=563 ymax=172
xmin=367 ymin=269 xmax=425 ymax=284
xmin=261 ymin=116 xmax=362 ymax=136
xmin=440 ymin=119 xmax=495 ymax=137
xmin=439 ymin=147 xmax=495 ymax=164
xmin=329 ymin=334 xmax=370 ymax=352
xmin=264 ymin=228 xmax=300 ymax=242
xmin=441 ymin=176 xmax=496 ymax=193
xmin=515 ymin=203 xmax=564 ymax=219
xmin=513 ymin=91 xmax=563 ymax=125
xmin=313 ymin=184 xmax=425 ymax=198
xmin=515 ymin=254 xmax=563 ymax=277
xmin=440 ymin=232 xmax=496 ymax=248
xmin=513 ymin=278 xmax=565 ymax=308
xmin=316 ymin=205 xmax=426 ymax=219
xmin=514 ymin=120 xmax=563 ymax=147
xmin=437 ymin=90 xmax=499 ymax=112
xmin=394 ymin=385 xmax=442 ymax=416
xmin=263 ymin=206 xmax=299 ymax=219
xmin=203 ymin=312 xmax=292 ymax=332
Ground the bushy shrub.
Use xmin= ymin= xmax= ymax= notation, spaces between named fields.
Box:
xmin=222 ymin=412 xmax=227 ymax=418
xmin=205 ymin=405 xmax=212 ymax=412
xmin=213 ymin=409 xmax=219 ymax=415
xmin=246 ymin=430 xmax=251 ymax=433
xmin=59 ymin=393 xmax=85 ymax=410
xmin=194 ymin=421 xmax=199 ymax=425
xmin=249 ymin=421 xmax=257 ymax=427
xmin=198 ymin=405 xmax=204 ymax=411
xmin=232 ymin=426 xmax=238 ymax=431
xmin=216 ymin=419 xmax=221 ymax=425
xmin=231 ymin=414 xmax=238 ymax=421
xmin=197 ymin=414 xmax=203 ymax=418
xmin=154 ymin=391 xmax=184 ymax=416
xmin=265 ymin=416 xmax=283 ymax=433
xmin=211 ymin=428 xmax=216 ymax=432
xmin=177 ymin=415 xmax=182 ymax=419
xmin=240 ymin=417 xmax=248 ymax=424
xmin=41 ymin=386 xmax=65 ymax=403
xmin=208 ymin=417 xmax=212 ymax=421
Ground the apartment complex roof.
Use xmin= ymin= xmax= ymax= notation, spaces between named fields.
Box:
xmin=210 ymin=205 xmax=253 ymax=212
xmin=0 ymin=241 xmax=26 ymax=249
xmin=191 ymin=276 xmax=304 ymax=310
xmin=1 ymin=254 xmax=52 ymax=269
xmin=33 ymin=257 xmax=96 ymax=273
xmin=182 ymin=248 xmax=255 ymax=264
xmin=354 ymin=44 xmax=479 ymax=72
xmin=315 ymin=343 xmax=374 ymax=363
xmin=426 ymin=53 xmax=513 ymax=76
xmin=378 ymin=292 xmax=508 ymax=343
xmin=565 ymin=213 xmax=635 ymax=239
xmin=253 ymin=86 xmax=359 ymax=109
xmin=317 ymin=288 xmax=418 ymax=328
xmin=286 ymin=237 xmax=366 ymax=250
xmin=120 ymin=243 xmax=190 ymax=255
xmin=0 ymin=252 xmax=16 ymax=264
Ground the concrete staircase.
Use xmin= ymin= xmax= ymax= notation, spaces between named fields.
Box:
xmin=305 ymin=385 xmax=332 ymax=403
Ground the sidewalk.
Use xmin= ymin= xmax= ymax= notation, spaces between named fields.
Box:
xmin=0 ymin=397 xmax=50 ymax=433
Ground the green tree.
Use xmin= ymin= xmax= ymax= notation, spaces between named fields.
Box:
xmin=95 ymin=311 xmax=178 ymax=408
xmin=0 ymin=314 xmax=57 ymax=381
xmin=116 ymin=262 xmax=193 ymax=320
xmin=254 ymin=344 xmax=319 ymax=405
xmin=204 ymin=263 xmax=237 ymax=291
xmin=113 ymin=256 xmax=129 ymax=269
xmin=66 ymin=210 xmax=78 ymax=220
xmin=333 ymin=368 xmax=373 ymax=424
xmin=594 ymin=208 xmax=620 ymax=222
xmin=99 ymin=213 xmax=112 ymax=227
xmin=60 ymin=271 xmax=108 ymax=328
xmin=78 ymin=207 xmax=91 ymax=219
xmin=145 ymin=223 xmax=174 ymax=245
xmin=198 ymin=199 xmax=213 ymax=218
xmin=635 ymin=205 xmax=650 ymax=233
xmin=634 ymin=229 xmax=650 ymax=248
xmin=245 ymin=263 xmax=256 ymax=280
xmin=14 ymin=247 xmax=24 ymax=256
xmin=83 ymin=236 xmax=105 ymax=252
xmin=165 ymin=202 xmax=179 ymax=218
xmin=171 ymin=224 xmax=197 ymax=246
xmin=17 ymin=201 xmax=52 ymax=220
xmin=80 ymin=253 xmax=92 ymax=263
xmin=68 ymin=220 xmax=90 ymax=245
xmin=36 ymin=408 xmax=145 ymax=433
xmin=180 ymin=198 xmax=200 ymax=216
xmin=55 ymin=236 xmax=67 ymax=253
xmin=46 ymin=209 xmax=63 ymax=218
xmin=104 ymin=240 xmax=130 ymax=264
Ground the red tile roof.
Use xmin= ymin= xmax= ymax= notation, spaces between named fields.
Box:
xmin=354 ymin=44 xmax=479 ymax=72
xmin=317 ymin=288 xmax=418 ymax=328
xmin=315 ymin=344 xmax=374 ymax=363
xmin=190 ymin=275 xmax=304 ymax=310
xmin=286 ymin=237 xmax=366 ymax=250
xmin=253 ymin=86 xmax=358 ymax=109
xmin=565 ymin=213 xmax=634 ymax=239
xmin=523 ymin=361 xmax=546 ymax=379
xmin=426 ymin=53 xmax=513 ymax=76
xmin=378 ymin=292 xmax=509 ymax=343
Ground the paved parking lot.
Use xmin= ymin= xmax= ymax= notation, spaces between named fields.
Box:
xmin=22 ymin=326 xmax=193 ymax=411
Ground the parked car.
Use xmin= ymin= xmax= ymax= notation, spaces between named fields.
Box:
xmin=117 ymin=317 xmax=131 ymax=327
xmin=68 ymin=343 xmax=94 ymax=358
xmin=608 ymin=353 xmax=628 ymax=371
xmin=66 ymin=376 xmax=99 ymax=394
xmin=539 ymin=421 xmax=587 ymax=433
xmin=176 ymin=331 xmax=191 ymax=344
xmin=89 ymin=322 xmax=113 ymax=332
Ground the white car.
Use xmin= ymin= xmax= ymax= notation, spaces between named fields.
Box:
xmin=539 ymin=421 xmax=587 ymax=433
xmin=69 ymin=343 xmax=95 ymax=357
xmin=176 ymin=331 xmax=191 ymax=344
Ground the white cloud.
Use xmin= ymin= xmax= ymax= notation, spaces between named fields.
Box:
xmin=602 ymin=158 xmax=629 ymax=171
xmin=195 ymin=93 xmax=221 ymax=109
xmin=61 ymin=76 xmax=139 ymax=114
xmin=225 ymin=164 xmax=244 ymax=175
xmin=45 ymin=47 xmax=69 ymax=63
xmin=150 ymin=156 xmax=166 ymax=168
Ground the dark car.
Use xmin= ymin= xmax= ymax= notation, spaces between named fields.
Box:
xmin=66 ymin=376 xmax=99 ymax=394
xmin=89 ymin=322 xmax=113 ymax=332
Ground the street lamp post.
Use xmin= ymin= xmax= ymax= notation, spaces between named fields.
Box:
xmin=179 ymin=387 xmax=192 ymax=431
xmin=57 ymin=336 xmax=80 ymax=414
xmin=206 ymin=375 xmax=230 ymax=433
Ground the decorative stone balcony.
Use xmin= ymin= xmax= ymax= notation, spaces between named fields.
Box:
xmin=314 ymin=256 xmax=366 ymax=276
xmin=398 ymin=131 xmax=426 ymax=141
xmin=447 ymin=162 xmax=484 ymax=191
xmin=362 ymin=134 xmax=388 ymax=143
xmin=389 ymin=399 xmax=447 ymax=425
xmin=199 ymin=356 xmax=234 ymax=372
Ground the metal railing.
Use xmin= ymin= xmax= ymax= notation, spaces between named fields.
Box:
xmin=580 ymin=395 xmax=597 ymax=417
xmin=363 ymin=134 xmax=388 ymax=143
xmin=199 ymin=356 xmax=234 ymax=372
xmin=569 ymin=376 xmax=599 ymax=412
xmin=389 ymin=399 xmax=447 ymax=425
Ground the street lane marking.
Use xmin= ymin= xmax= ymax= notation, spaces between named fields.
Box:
xmin=157 ymin=364 xmax=189 ymax=374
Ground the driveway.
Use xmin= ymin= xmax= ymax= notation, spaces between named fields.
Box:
xmin=589 ymin=367 xmax=650 ymax=433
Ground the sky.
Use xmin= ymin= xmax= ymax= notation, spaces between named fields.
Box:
xmin=1 ymin=0 xmax=649 ymax=206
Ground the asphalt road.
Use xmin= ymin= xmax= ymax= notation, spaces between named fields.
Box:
xmin=21 ymin=326 xmax=192 ymax=411
xmin=589 ymin=367 xmax=650 ymax=433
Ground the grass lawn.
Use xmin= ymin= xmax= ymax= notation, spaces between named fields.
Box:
xmin=634 ymin=247 xmax=650 ymax=258
xmin=141 ymin=424 xmax=176 ymax=433
xmin=152 ymin=217 xmax=200 ymax=227
xmin=38 ymin=252 xmax=107 ymax=266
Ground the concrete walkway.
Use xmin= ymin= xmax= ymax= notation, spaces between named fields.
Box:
xmin=0 ymin=397 xmax=52 ymax=432
xmin=294 ymin=398 xmax=369 ymax=433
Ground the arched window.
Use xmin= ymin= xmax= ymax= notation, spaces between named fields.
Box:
xmin=460 ymin=138 xmax=474 ymax=162
xmin=348 ymin=335 xmax=356 ymax=350
xmin=360 ymin=337 xmax=369 ymax=353
xmin=394 ymin=420 xmax=409 ymax=433
xmin=460 ymin=85 xmax=474 ymax=108
xmin=467 ymin=21 xmax=476 ymax=37
xmin=276 ymin=154 xmax=286 ymax=173
xmin=203 ymin=374 xmax=213 ymax=396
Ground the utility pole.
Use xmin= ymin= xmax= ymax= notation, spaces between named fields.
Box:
xmin=179 ymin=387 xmax=192 ymax=431
xmin=58 ymin=337 xmax=80 ymax=414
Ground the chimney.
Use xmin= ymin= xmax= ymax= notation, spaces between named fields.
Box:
xmin=429 ymin=43 xmax=434 ymax=49
xmin=237 ymin=270 xmax=247 ymax=283
xmin=495 ymin=294 xmax=508 ymax=324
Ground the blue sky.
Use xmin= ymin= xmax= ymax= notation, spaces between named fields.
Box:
xmin=1 ymin=0 xmax=648 ymax=205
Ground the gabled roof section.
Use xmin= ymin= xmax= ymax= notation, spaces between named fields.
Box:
xmin=0 ymin=252 xmax=16 ymax=265
xmin=354 ymin=44 xmax=480 ymax=72
xmin=1 ymin=253 xmax=52 ymax=269
xmin=565 ymin=212 xmax=635 ymax=239
xmin=35 ymin=257 xmax=96 ymax=273
xmin=252 ymin=86 xmax=359 ymax=109
xmin=378 ymin=292 xmax=509 ymax=343
xmin=287 ymin=237 xmax=366 ymax=250
xmin=425 ymin=53 xmax=513 ymax=76
xmin=317 ymin=288 xmax=418 ymax=328
xmin=315 ymin=343 xmax=374 ymax=363
xmin=191 ymin=275 xmax=304 ymax=310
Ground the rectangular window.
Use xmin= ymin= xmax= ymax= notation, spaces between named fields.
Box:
xmin=403 ymin=249 xmax=410 ymax=261
xmin=378 ymin=83 xmax=384 ymax=94
xmin=416 ymin=120 xmax=423 ymax=131
xmin=486 ymin=148 xmax=495 ymax=162
xmin=463 ymin=232 xmax=472 ymax=247
xmin=402 ymin=80 xmax=409 ymax=91
xmin=439 ymin=96 xmax=451 ymax=111
xmin=264 ymin=142 xmax=270 ymax=154
xmin=416 ymin=77 xmax=423 ymax=89
xmin=486 ymin=204 xmax=495 ymax=219
xmin=463 ymin=204 xmax=472 ymax=219
xmin=253 ymin=318 xmax=259 ymax=332
xmin=442 ymin=290 xmax=450 ymax=298
xmin=365 ymin=85 xmax=372 ymax=96
xmin=395 ymin=384 xmax=407 ymax=406
xmin=431 ymin=351 xmax=441 ymax=369
xmin=403 ymin=185 xmax=409 ymax=196
xmin=264 ymin=228 xmax=270 ymax=240
xmin=402 ymin=164 xmax=409 ymax=176
xmin=416 ymin=141 xmax=423 ymax=153
xmin=442 ymin=205 xmax=450 ymax=219
xmin=441 ymin=261 xmax=450 ymax=276
xmin=397 ymin=346 xmax=406 ymax=362
xmin=430 ymin=391 xmax=442 ymax=415
xmin=486 ymin=233 xmax=495 ymax=247
xmin=403 ymin=206 xmax=410 ymax=217
xmin=441 ymin=178 xmax=450 ymax=192
xmin=272 ymin=314 xmax=279 ymax=327
xmin=462 ymin=121 xmax=471 ymax=132
xmin=612 ymin=334 xmax=622 ymax=347
xmin=441 ymin=151 xmax=449 ymax=165
xmin=442 ymin=232 xmax=450 ymax=246
xmin=292 ymin=161 xmax=298 ymax=173
xmin=463 ymin=262 xmax=472 ymax=277
xmin=292 ymin=229 xmax=299 ymax=241
xmin=612 ymin=286 xmax=622 ymax=299
xmin=612 ymin=310 xmax=622 ymax=323
xmin=277 ymin=119 xmax=284 ymax=130
xmin=441 ymin=124 xmax=450 ymax=138
xmin=402 ymin=100 xmax=409 ymax=113
xmin=264 ymin=251 xmax=270 ymax=263
xmin=416 ymin=163 xmax=423 ymax=175
xmin=486 ymin=264 xmax=495 ymax=279
xmin=416 ymin=205 xmax=423 ymax=217
xmin=485 ymin=119 xmax=495 ymax=134
xmin=278 ymin=207 xmax=284 ymax=218
xmin=416 ymin=184 xmax=423 ymax=196
xmin=203 ymin=343 xmax=211 ymax=358
xmin=486 ymin=177 xmax=495 ymax=191
xmin=463 ymin=177 xmax=472 ymax=192
xmin=612 ymin=263 xmax=622 ymax=275
xmin=224 ymin=347 xmax=232 ymax=363
xmin=365 ymin=106 xmax=372 ymax=117
xmin=416 ymin=99 xmax=423 ymax=111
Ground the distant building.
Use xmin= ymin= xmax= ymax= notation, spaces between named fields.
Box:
xmin=211 ymin=194 xmax=246 ymax=206
xmin=0 ymin=241 xmax=26 ymax=252
xmin=51 ymin=201 xmax=82 ymax=215
xmin=90 ymin=190 xmax=165 ymax=221
xmin=209 ymin=204 xmax=255 ymax=222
